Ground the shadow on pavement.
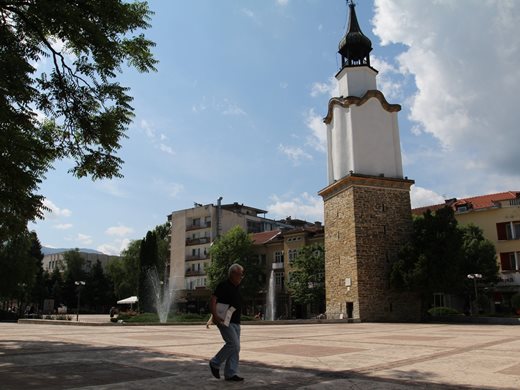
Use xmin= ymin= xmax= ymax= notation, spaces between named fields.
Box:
xmin=0 ymin=339 xmax=496 ymax=389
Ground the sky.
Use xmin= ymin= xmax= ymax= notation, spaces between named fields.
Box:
xmin=30 ymin=0 xmax=520 ymax=255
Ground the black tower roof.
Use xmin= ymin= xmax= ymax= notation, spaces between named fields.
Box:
xmin=338 ymin=1 xmax=372 ymax=69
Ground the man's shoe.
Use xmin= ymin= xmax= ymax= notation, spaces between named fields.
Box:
xmin=209 ymin=362 xmax=220 ymax=379
xmin=225 ymin=375 xmax=244 ymax=381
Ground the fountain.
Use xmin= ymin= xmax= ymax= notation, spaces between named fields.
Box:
xmin=265 ymin=269 xmax=276 ymax=321
xmin=147 ymin=267 xmax=176 ymax=323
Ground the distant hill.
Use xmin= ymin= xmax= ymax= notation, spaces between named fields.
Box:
xmin=42 ymin=247 xmax=105 ymax=255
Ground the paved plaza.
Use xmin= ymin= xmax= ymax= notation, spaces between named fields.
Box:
xmin=1 ymin=317 xmax=519 ymax=389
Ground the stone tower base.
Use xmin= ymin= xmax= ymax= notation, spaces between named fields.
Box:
xmin=319 ymin=173 xmax=421 ymax=322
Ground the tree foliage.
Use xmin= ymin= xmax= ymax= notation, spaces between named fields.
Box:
xmin=107 ymin=239 xmax=140 ymax=299
xmin=0 ymin=230 xmax=39 ymax=300
xmin=84 ymin=260 xmax=114 ymax=311
xmin=287 ymin=243 xmax=325 ymax=308
xmin=138 ymin=230 xmax=158 ymax=312
xmin=390 ymin=207 xmax=499 ymax=303
xmin=62 ymin=249 xmax=86 ymax=282
xmin=206 ymin=226 xmax=263 ymax=302
xmin=0 ymin=0 xmax=157 ymax=243
xmin=153 ymin=222 xmax=171 ymax=279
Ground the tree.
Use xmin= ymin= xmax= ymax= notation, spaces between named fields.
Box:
xmin=206 ymin=226 xmax=263 ymax=303
xmin=460 ymin=224 xmax=499 ymax=284
xmin=106 ymin=239 xmax=140 ymax=299
xmin=287 ymin=243 xmax=325 ymax=315
xmin=0 ymin=1 xmax=157 ymax=243
xmin=153 ymin=222 xmax=171 ymax=280
xmin=0 ymin=230 xmax=39 ymax=304
xmin=28 ymin=232 xmax=47 ymax=310
xmin=138 ymin=230 xmax=158 ymax=312
xmin=47 ymin=266 xmax=63 ymax=308
xmin=390 ymin=207 xmax=498 ymax=308
xmin=84 ymin=260 xmax=114 ymax=312
xmin=63 ymin=249 xmax=86 ymax=282
xmin=61 ymin=249 xmax=86 ymax=308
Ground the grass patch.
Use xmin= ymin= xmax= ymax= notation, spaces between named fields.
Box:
xmin=428 ymin=307 xmax=461 ymax=316
xmin=117 ymin=312 xmax=211 ymax=323
xmin=117 ymin=312 xmax=255 ymax=323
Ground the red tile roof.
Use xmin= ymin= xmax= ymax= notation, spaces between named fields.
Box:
xmin=412 ymin=191 xmax=520 ymax=215
xmin=251 ymin=230 xmax=281 ymax=245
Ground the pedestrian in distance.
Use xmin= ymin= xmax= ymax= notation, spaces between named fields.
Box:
xmin=209 ymin=263 xmax=245 ymax=382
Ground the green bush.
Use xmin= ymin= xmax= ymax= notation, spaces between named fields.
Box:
xmin=428 ymin=306 xmax=461 ymax=316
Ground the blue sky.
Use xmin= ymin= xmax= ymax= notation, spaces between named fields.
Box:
xmin=30 ymin=0 xmax=520 ymax=255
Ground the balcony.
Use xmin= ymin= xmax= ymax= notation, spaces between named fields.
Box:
xmin=185 ymin=254 xmax=210 ymax=262
xmin=185 ymin=269 xmax=205 ymax=277
xmin=272 ymin=262 xmax=284 ymax=270
xmin=186 ymin=221 xmax=212 ymax=232
xmin=185 ymin=237 xmax=211 ymax=246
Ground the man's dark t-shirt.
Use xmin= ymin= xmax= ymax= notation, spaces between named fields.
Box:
xmin=213 ymin=279 xmax=242 ymax=324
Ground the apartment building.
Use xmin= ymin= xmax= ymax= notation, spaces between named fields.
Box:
xmin=251 ymin=220 xmax=324 ymax=319
xmin=43 ymin=251 xmax=115 ymax=274
xmin=167 ymin=200 xmax=293 ymax=310
xmin=413 ymin=191 xmax=520 ymax=309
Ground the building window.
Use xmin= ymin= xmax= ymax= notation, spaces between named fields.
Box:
xmin=500 ymin=252 xmax=520 ymax=271
xmin=192 ymin=218 xmax=200 ymax=227
xmin=275 ymin=271 xmax=284 ymax=288
xmin=497 ymin=221 xmax=520 ymax=240
xmin=247 ymin=219 xmax=263 ymax=233
xmin=288 ymin=249 xmax=299 ymax=264
xmin=274 ymin=251 xmax=284 ymax=263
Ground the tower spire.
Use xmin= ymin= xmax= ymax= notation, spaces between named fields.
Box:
xmin=338 ymin=0 xmax=372 ymax=69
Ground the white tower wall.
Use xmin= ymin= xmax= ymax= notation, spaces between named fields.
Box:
xmin=337 ymin=66 xmax=377 ymax=97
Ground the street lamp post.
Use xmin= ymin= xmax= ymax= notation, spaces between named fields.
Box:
xmin=467 ymin=274 xmax=482 ymax=315
xmin=75 ymin=281 xmax=86 ymax=322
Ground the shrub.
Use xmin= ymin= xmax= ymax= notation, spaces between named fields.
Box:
xmin=428 ymin=307 xmax=461 ymax=316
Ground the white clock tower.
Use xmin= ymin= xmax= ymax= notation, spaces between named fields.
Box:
xmin=319 ymin=1 xmax=420 ymax=322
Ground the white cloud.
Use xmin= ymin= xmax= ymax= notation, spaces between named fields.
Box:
xmin=152 ymin=179 xmax=184 ymax=199
xmin=305 ymin=109 xmax=327 ymax=153
xmin=140 ymin=119 xmax=156 ymax=140
xmin=97 ymin=180 xmax=127 ymax=198
xmin=105 ymin=225 xmax=134 ymax=237
xmin=221 ymin=103 xmax=246 ymax=116
xmin=192 ymin=102 xmax=207 ymax=113
xmin=54 ymin=223 xmax=73 ymax=230
xmin=373 ymin=0 xmax=520 ymax=180
xmin=241 ymin=8 xmax=255 ymax=18
xmin=278 ymin=144 xmax=312 ymax=165
xmin=410 ymin=185 xmax=445 ymax=209
xmin=192 ymin=97 xmax=246 ymax=117
xmin=42 ymin=199 xmax=71 ymax=219
xmin=310 ymin=76 xmax=338 ymax=97
xmin=276 ymin=0 xmax=289 ymax=6
xmin=167 ymin=182 xmax=185 ymax=198
xmin=96 ymin=244 xmax=119 ymax=256
xmin=76 ymin=233 xmax=93 ymax=246
xmin=370 ymin=56 xmax=404 ymax=100
xmin=140 ymin=119 xmax=175 ymax=156
xmin=97 ymin=238 xmax=130 ymax=256
xmin=159 ymin=143 xmax=175 ymax=155
xmin=267 ymin=193 xmax=324 ymax=222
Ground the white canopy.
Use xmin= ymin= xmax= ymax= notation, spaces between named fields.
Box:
xmin=117 ymin=296 xmax=138 ymax=305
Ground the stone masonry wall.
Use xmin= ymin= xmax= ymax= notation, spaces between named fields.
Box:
xmin=321 ymin=175 xmax=421 ymax=322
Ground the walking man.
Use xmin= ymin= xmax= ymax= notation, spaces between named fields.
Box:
xmin=209 ymin=263 xmax=244 ymax=381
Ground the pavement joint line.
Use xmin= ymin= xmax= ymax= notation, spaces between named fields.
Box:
xmin=353 ymin=336 xmax=519 ymax=374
